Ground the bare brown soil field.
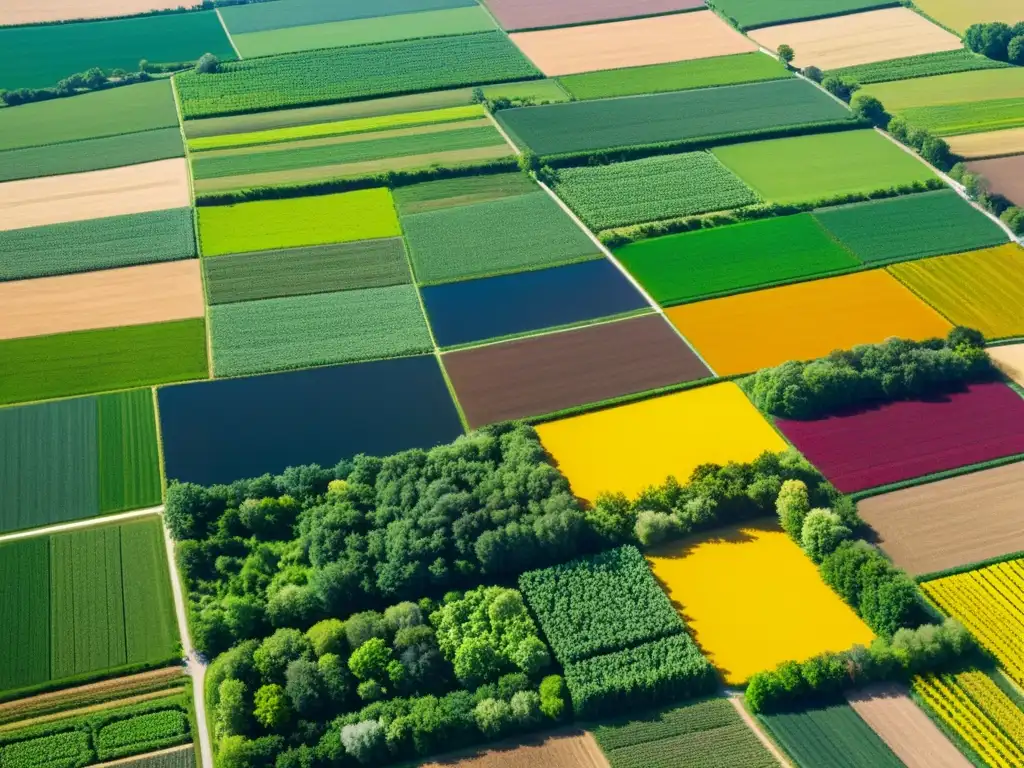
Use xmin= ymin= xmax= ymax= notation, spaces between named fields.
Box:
xmin=847 ymin=683 xmax=971 ymax=767
xmin=948 ymin=128 xmax=1024 ymax=159
xmin=0 ymin=1 xmax=196 ymax=25
xmin=858 ymin=461 xmax=1024 ymax=575
xmin=421 ymin=730 xmax=609 ymax=768
xmin=990 ymin=343 xmax=1024 ymax=385
xmin=0 ymin=260 xmax=204 ymax=340
xmin=442 ymin=314 xmax=712 ymax=428
xmin=484 ymin=0 xmax=703 ymax=32
xmin=509 ymin=11 xmax=754 ymax=77
xmin=967 ymin=155 xmax=1024 ymax=206
xmin=0 ymin=158 xmax=190 ymax=231
xmin=750 ymin=8 xmax=963 ymax=70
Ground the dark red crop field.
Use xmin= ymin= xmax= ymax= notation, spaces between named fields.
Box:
xmin=777 ymin=382 xmax=1024 ymax=493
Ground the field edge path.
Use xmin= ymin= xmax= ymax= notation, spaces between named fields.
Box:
xmin=727 ymin=692 xmax=794 ymax=768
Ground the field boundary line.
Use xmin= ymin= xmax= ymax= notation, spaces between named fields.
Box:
xmin=216 ymin=8 xmax=243 ymax=60
xmin=0 ymin=507 xmax=163 ymax=544
xmin=727 ymin=693 xmax=795 ymax=768
xmin=92 ymin=743 xmax=194 ymax=768
xmin=484 ymin=108 xmax=522 ymax=153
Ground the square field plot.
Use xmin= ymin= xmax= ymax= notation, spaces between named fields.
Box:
xmin=443 ymin=314 xmax=711 ymax=429
xmin=888 ymin=244 xmax=1024 ymax=340
xmin=777 ymin=382 xmax=1024 ymax=493
xmin=484 ymin=0 xmax=703 ymax=31
xmin=912 ymin=0 xmax=1024 ymax=34
xmin=647 ymin=522 xmax=874 ymax=685
xmin=536 ymin=382 xmax=786 ymax=503
xmin=748 ymin=8 xmax=962 ymax=70
xmin=509 ymin=12 xmax=754 ymax=77
xmin=666 ymin=270 xmax=952 ymax=377
xmin=711 ymin=0 xmax=896 ymax=30
xmin=990 ymin=343 xmax=1024 ymax=386
xmin=158 ymin=355 xmax=464 ymax=485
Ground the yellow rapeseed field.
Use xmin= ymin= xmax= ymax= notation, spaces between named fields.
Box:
xmin=535 ymin=382 xmax=786 ymax=504
xmin=647 ymin=522 xmax=875 ymax=685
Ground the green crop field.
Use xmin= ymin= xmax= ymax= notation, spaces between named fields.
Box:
xmin=616 ymin=214 xmax=860 ymax=305
xmin=210 ymin=285 xmax=433 ymax=377
xmin=232 ymin=6 xmax=497 ymax=57
xmin=760 ymin=702 xmax=904 ymax=767
xmin=0 ymin=538 xmax=51 ymax=692
xmin=482 ymin=79 xmax=569 ymax=103
xmin=813 ymin=189 xmax=1010 ymax=265
xmin=829 ymin=49 xmax=1009 ymax=86
xmin=175 ymin=32 xmax=540 ymax=119
xmin=710 ymin=0 xmax=898 ymax=29
xmin=198 ymin=189 xmax=400 ymax=257
xmin=559 ymin=54 xmax=792 ymax=101
xmin=496 ymin=79 xmax=854 ymax=157
xmin=118 ymin=519 xmax=179 ymax=665
xmin=0 ymin=128 xmax=184 ymax=183
xmin=402 ymin=191 xmax=600 ymax=284
xmin=0 ymin=12 xmax=235 ymax=90
xmin=901 ymin=97 xmax=1024 ymax=135
xmin=97 ymin=390 xmax=162 ymax=515
xmin=220 ymin=0 xmax=478 ymax=34
xmin=205 ymin=238 xmax=411 ymax=305
xmin=0 ymin=320 xmax=208 ymax=406
xmin=0 ymin=208 xmax=197 ymax=282
xmin=393 ymin=172 xmax=537 ymax=214
xmin=115 ymin=747 xmax=195 ymax=768
xmin=860 ymin=68 xmax=1024 ymax=111
xmin=711 ymin=130 xmax=937 ymax=204
xmin=554 ymin=152 xmax=759 ymax=231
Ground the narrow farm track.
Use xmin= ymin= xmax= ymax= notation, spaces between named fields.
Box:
xmin=0 ymin=506 xmax=163 ymax=543
xmin=728 ymin=693 xmax=795 ymax=768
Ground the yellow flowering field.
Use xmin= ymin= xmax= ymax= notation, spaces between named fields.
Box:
xmin=647 ymin=522 xmax=874 ymax=685
xmin=535 ymin=382 xmax=786 ymax=503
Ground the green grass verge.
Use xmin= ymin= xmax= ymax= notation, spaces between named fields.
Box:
xmin=98 ymin=390 xmax=162 ymax=514
xmin=900 ymin=97 xmax=1024 ymax=136
xmin=393 ymin=171 xmax=536 ymax=214
xmin=759 ymin=701 xmax=904 ymax=767
xmin=0 ymin=537 xmax=51 ymax=692
xmin=119 ymin=518 xmax=180 ymax=665
xmin=829 ymin=49 xmax=1009 ymax=86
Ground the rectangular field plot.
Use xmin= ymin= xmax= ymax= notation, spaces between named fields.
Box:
xmin=666 ymin=270 xmax=951 ymax=377
xmin=393 ymin=171 xmax=537 ymax=214
xmin=991 ymin=343 xmax=1024 ymax=387
xmin=198 ymin=190 xmax=400 ymax=257
xmin=509 ymin=12 xmax=754 ymax=77
xmin=748 ymin=8 xmax=961 ymax=70
xmin=861 ymin=68 xmax=1024 ymax=111
xmin=829 ymin=50 xmax=1008 ymax=86
xmin=0 ymin=319 xmax=208 ymax=406
xmin=536 ymin=382 xmax=785 ymax=502
xmin=902 ymin=97 xmax=1024 ymax=136
xmin=616 ymin=214 xmax=860 ymax=305
xmin=0 ymin=0 xmax=195 ymax=26
xmin=647 ymin=522 xmax=874 ymax=685
xmin=553 ymin=152 xmax=758 ymax=231
xmin=210 ymin=285 xmax=433 ymax=377
xmin=813 ymin=190 xmax=1009 ymax=266
xmin=484 ymin=0 xmax=703 ymax=31
xmin=967 ymin=155 xmax=1024 ymax=206
xmin=711 ymin=130 xmax=937 ymax=204
xmin=711 ymin=0 xmax=898 ymax=29
xmin=422 ymin=259 xmax=647 ymax=348
xmin=204 ymin=239 xmax=411 ymax=305
xmin=220 ymin=0 xmax=478 ymax=34
xmin=158 ymin=355 xmax=464 ymax=485
xmin=496 ymin=79 xmax=854 ymax=157
xmin=777 ymin=382 xmax=1024 ymax=493
xmin=420 ymin=732 xmax=608 ymax=768
xmin=948 ymin=127 xmax=1024 ymax=159
xmin=858 ymin=462 xmax=1024 ymax=576
xmin=912 ymin=0 xmax=1024 ymax=33
xmin=0 ymin=538 xmax=50 ymax=692
xmin=402 ymin=191 xmax=599 ymax=284
xmin=760 ymin=702 xmax=903 ymax=768
xmin=443 ymin=314 xmax=711 ymax=428
xmin=888 ymin=245 xmax=1024 ymax=339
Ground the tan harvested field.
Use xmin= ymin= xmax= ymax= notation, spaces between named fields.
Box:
xmin=0 ymin=158 xmax=190 ymax=231
xmin=913 ymin=0 xmax=1024 ymax=34
xmin=421 ymin=730 xmax=609 ymax=768
xmin=0 ymin=1 xmax=196 ymax=25
xmin=847 ymin=683 xmax=971 ymax=768
xmin=0 ymin=260 xmax=204 ymax=340
xmin=749 ymin=8 xmax=963 ymax=70
xmin=990 ymin=343 xmax=1024 ymax=385
xmin=509 ymin=11 xmax=756 ymax=76
xmin=947 ymin=128 xmax=1024 ymax=159
xmin=858 ymin=461 xmax=1024 ymax=575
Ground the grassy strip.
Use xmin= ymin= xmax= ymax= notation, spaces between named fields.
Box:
xmin=914 ymin=550 xmax=1024 ymax=584
xmin=829 ymin=49 xmax=1009 ymax=86
xmin=851 ymin=452 xmax=1024 ymax=503
xmin=900 ymin=98 xmax=1024 ymax=137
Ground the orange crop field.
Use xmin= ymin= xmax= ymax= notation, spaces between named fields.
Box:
xmin=535 ymin=382 xmax=787 ymax=504
xmin=666 ymin=270 xmax=953 ymax=376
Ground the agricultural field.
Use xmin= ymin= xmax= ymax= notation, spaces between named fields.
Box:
xmin=901 ymin=98 xmax=1024 ymax=137
xmin=777 ymin=382 xmax=1024 ymax=493
xmin=615 ymin=214 xmax=860 ymax=305
xmin=421 ymin=259 xmax=647 ymax=348
xmin=712 ymin=130 xmax=937 ymax=204
xmin=967 ymin=155 xmax=1024 ymax=207
xmin=911 ymin=0 xmax=1024 ymax=33
xmin=483 ymin=0 xmax=704 ymax=31
xmin=888 ymin=244 xmax=1024 ymax=339
xmin=175 ymin=32 xmax=541 ymax=119
xmin=921 ymin=558 xmax=1024 ymax=685
xmin=209 ymin=285 xmax=433 ymax=377
xmin=665 ymin=270 xmax=952 ymax=376
xmin=709 ymin=0 xmax=896 ymax=29
xmin=829 ymin=49 xmax=1008 ymax=86
xmin=862 ymin=69 xmax=1024 ymax=110
xmin=760 ymin=701 xmax=904 ymax=767
xmin=496 ymin=79 xmax=854 ymax=157
xmin=158 ymin=354 xmax=463 ymax=484
xmin=0 ymin=517 xmax=177 ymax=695
xmin=442 ymin=314 xmax=712 ymax=428
xmin=401 ymin=190 xmax=600 ymax=284
xmin=0 ymin=0 xmax=197 ymax=25
xmin=812 ymin=189 xmax=1009 ymax=265
xmin=393 ymin=171 xmax=537 ymax=214
xmin=857 ymin=462 xmax=1024 ymax=576
xmin=748 ymin=8 xmax=962 ymax=70
xmin=990 ymin=343 xmax=1024 ymax=386
xmin=420 ymin=730 xmax=608 ymax=768
xmin=948 ymin=127 xmax=1024 ymax=159
xmin=535 ymin=382 xmax=786 ymax=502
xmin=509 ymin=12 xmax=755 ymax=77
xmin=647 ymin=522 xmax=874 ymax=685
xmin=591 ymin=697 xmax=777 ymax=768
xmin=0 ymin=208 xmax=196 ymax=282
xmin=0 ymin=390 xmax=160 ymax=534
xmin=558 ymin=53 xmax=792 ymax=101
xmin=219 ymin=0 xmax=480 ymax=33
xmin=553 ymin=152 xmax=758 ymax=231
xmin=197 ymin=189 xmax=400 ymax=257
xmin=105 ymin=744 xmax=196 ymax=768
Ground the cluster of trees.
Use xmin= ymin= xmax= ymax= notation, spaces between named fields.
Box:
xmin=949 ymin=162 xmax=1024 ymax=235
xmin=742 ymin=328 xmax=993 ymax=419
xmin=886 ymin=114 xmax=955 ymax=170
xmin=1 ymin=66 xmax=151 ymax=106
xmin=471 ymin=87 xmax=565 ymax=113
xmin=964 ymin=22 xmax=1024 ymax=64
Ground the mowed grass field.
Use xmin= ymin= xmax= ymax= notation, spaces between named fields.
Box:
xmin=710 ymin=0 xmax=897 ymax=29
xmin=536 ymin=382 xmax=786 ymax=503
xmin=760 ymin=702 xmax=904 ymax=768
xmin=829 ymin=49 xmax=1008 ymax=86
xmin=711 ymin=130 xmax=937 ymax=204
xmin=0 ymin=517 xmax=178 ymax=695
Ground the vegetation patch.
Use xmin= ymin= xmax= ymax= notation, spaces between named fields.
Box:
xmin=829 ymin=49 xmax=1009 ymax=85
xmin=860 ymin=68 xmax=1024 ymax=111
xmin=393 ymin=172 xmax=536 ymax=214
xmin=709 ymin=0 xmax=896 ymax=29
xmin=900 ymin=97 xmax=1024 ymax=136
xmin=760 ymin=701 xmax=903 ymax=767
xmin=219 ymin=0 xmax=479 ymax=34
xmin=97 ymin=389 xmax=163 ymax=516
xmin=0 ymin=538 xmax=50 ymax=693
